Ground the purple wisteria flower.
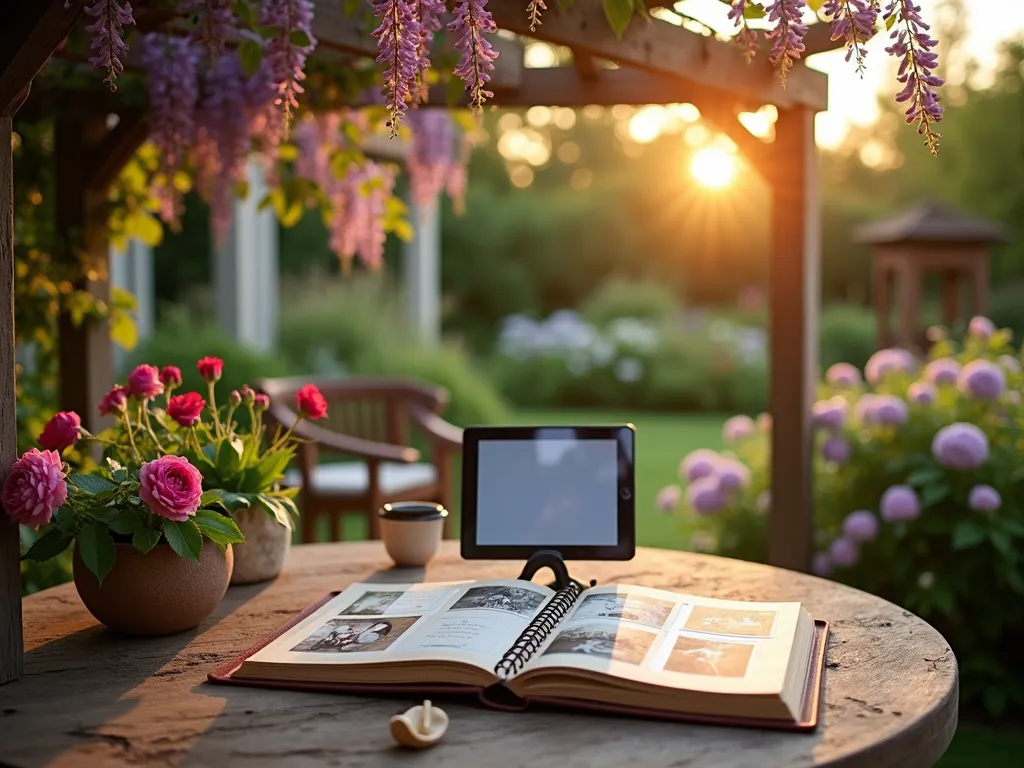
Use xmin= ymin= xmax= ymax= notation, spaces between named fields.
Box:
xmin=407 ymin=109 xmax=456 ymax=205
xmin=727 ymin=1 xmax=760 ymax=62
xmin=656 ymin=484 xmax=682 ymax=513
xmin=998 ymin=355 xmax=1021 ymax=373
xmin=924 ymin=357 xmax=960 ymax=386
xmin=448 ymin=0 xmax=499 ymax=115
xmin=932 ymin=422 xmax=989 ymax=470
xmin=821 ymin=434 xmax=852 ymax=464
xmin=85 ymin=1 xmax=135 ymax=90
xmin=884 ymin=0 xmax=944 ymax=154
xmin=687 ymin=476 xmax=725 ymax=516
xmin=828 ymin=536 xmax=859 ymax=568
xmin=907 ymin=380 xmax=937 ymax=405
xmin=812 ymin=396 xmax=848 ymax=430
xmin=866 ymin=347 xmax=915 ymax=384
xmin=181 ymin=0 xmax=235 ymax=62
xmin=765 ymin=0 xmax=808 ymax=84
xmin=823 ymin=0 xmax=878 ymax=72
xmin=842 ymin=510 xmax=879 ymax=543
xmin=957 ymin=359 xmax=1006 ymax=400
xmin=527 ymin=0 xmax=547 ymax=33
xmin=968 ymin=485 xmax=1001 ymax=513
xmin=872 ymin=394 xmax=909 ymax=425
xmin=880 ymin=485 xmax=921 ymax=522
xmin=680 ymin=449 xmax=719 ymax=482
xmin=811 ymin=552 xmax=832 ymax=577
xmin=825 ymin=362 xmax=862 ymax=388
xmin=723 ymin=414 xmax=755 ymax=443
xmin=410 ymin=0 xmax=447 ymax=105
xmin=261 ymin=0 xmax=316 ymax=132
xmin=716 ymin=458 xmax=751 ymax=491
xmin=968 ymin=315 xmax=996 ymax=339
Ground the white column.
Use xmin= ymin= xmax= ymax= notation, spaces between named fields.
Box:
xmin=109 ymin=238 xmax=155 ymax=371
xmin=402 ymin=199 xmax=441 ymax=347
xmin=213 ymin=159 xmax=278 ymax=352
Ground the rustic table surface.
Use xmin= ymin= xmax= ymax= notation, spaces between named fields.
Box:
xmin=0 ymin=541 xmax=957 ymax=767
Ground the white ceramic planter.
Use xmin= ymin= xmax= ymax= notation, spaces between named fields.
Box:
xmin=229 ymin=503 xmax=291 ymax=585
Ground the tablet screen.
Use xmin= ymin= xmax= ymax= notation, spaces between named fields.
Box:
xmin=475 ymin=432 xmax=620 ymax=547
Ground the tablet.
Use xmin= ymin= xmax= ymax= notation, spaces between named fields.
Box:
xmin=460 ymin=425 xmax=636 ymax=561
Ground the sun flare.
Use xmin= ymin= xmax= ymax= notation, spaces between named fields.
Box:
xmin=690 ymin=146 xmax=737 ymax=190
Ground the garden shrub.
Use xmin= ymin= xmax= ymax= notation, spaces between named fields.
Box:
xmin=661 ymin=316 xmax=1024 ymax=717
xmin=581 ymin=277 xmax=680 ymax=329
xmin=819 ymin=303 xmax=877 ymax=372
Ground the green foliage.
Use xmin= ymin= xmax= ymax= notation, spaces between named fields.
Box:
xmin=819 ymin=304 xmax=877 ymax=372
xmin=581 ymin=278 xmax=680 ymax=329
xmin=667 ymin=317 xmax=1024 ymax=717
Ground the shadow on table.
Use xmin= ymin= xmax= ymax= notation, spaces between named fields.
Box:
xmin=0 ymin=579 xmax=275 ymax=766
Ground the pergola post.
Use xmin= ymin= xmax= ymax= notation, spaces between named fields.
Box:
xmin=766 ymin=106 xmax=820 ymax=572
xmin=402 ymin=200 xmax=441 ymax=348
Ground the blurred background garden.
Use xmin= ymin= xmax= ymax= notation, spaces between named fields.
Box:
xmin=11 ymin=0 xmax=1024 ymax=763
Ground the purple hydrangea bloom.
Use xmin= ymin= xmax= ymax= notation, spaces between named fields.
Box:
xmin=825 ymin=362 xmax=862 ymax=388
xmin=811 ymin=552 xmax=832 ymax=577
xmin=907 ymin=380 xmax=937 ymax=405
xmin=723 ymin=415 xmax=755 ymax=444
xmin=932 ymin=422 xmax=989 ymax=470
xmin=998 ymin=355 xmax=1021 ymax=373
xmin=884 ymin=0 xmax=944 ymax=154
xmin=853 ymin=393 xmax=878 ymax=423
xmin=85 ymin=1 xmax=136 ymax=90
xmin=967 ymin=484 xmax=1001 ymax=513
xmin=866 ymin=347 xmax=915 ymax=384
xmin=880 ymin=484 xmax=921 ymax=522
xmin=957 ymin=359 xmax=1006 ymax=400
xmin=655 ymin=485 xmax=682 ymax=513
xmin=828 ymin=536 xmax=860 ymax=568
xmin=680 ymin=449 xmax=719 ymax=482
xmin=842 ymin=510 xmax=879 ymax=542
xmin=448 ymin=0 xmax=499 ymax=114
xmin=823 ymin=0 xmax=878 ymax=71
xmin=968 ymin=315 xmax=996 ymax=339
xmin=821 ymin=434 xmax=852 ymax=464
xmin=872 ymin=394 xmax=909 ymax=425
xmin=924 ymin=358 xmax=960 ymax=386
xmin=764 ymin=0 xmax=808 ymax=84
xmin=716 ymin=458 xmax=751 ymax=491
xmin=812 ymin=396 xmax=848 ymax=430
xmin=687 ymin=476 xmax=725 ymax=516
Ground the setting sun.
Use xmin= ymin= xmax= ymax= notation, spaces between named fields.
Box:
xmin=690 ymin=146 xmax=737 ymax=190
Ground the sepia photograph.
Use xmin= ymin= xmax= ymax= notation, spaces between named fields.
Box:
xmin=291 ymin=617 xmax=420 ymax=654
xmin=571 ymin=592 xmax=676 ymax=630
xmin=339 ymin=591 xmax=403 ymax=616
xmin=543 ymin=622 xmax=657 ymax=665
xmin=448 ymin=586 xmax=547 ymax=618
xmin=683 ymin=606 xmax=778 ymax=638
xmin=664 ymin=636 xmax=755 ymax=678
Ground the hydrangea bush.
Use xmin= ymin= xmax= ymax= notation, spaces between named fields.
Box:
xmin=660 ymin=316 xmax=1024 ymax=716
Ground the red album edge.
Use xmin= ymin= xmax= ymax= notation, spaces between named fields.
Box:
xmin=208 ymin=592 xmax=830 ymax=732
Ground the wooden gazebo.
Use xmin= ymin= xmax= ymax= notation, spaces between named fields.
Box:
xmin=1 ymin=1 xmax=835 ymax=685
xmin=856 ymin=200 xmax=1010 ymax=349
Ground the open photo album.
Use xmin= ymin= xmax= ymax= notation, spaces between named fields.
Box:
xmin=211 ymin=578 xmax=828 ymax=731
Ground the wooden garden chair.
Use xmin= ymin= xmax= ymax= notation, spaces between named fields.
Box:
xmin=259 ymin=376 xmax=462 ymax=543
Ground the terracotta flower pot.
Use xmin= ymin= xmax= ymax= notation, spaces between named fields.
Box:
xmin=229 ymin=503 xmax=292 ymax=585
xmin=73 ymin=542 xmax=233 ymax=636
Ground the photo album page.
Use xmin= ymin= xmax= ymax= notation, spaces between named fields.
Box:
xmin=236 ymin=580 xmax=556 ymax=685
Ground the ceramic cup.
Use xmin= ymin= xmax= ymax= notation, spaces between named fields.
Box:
xmin=379 ymin=502 xmax=448 ymax=567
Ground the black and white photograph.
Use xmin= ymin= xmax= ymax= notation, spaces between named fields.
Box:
xmin=543 ymin=622 xmax=657 ymax=665
xmin=339 ymin=591 xmax=403 ymax=616
xmin=448 ymin=586 xmax=547 ymax=618
xmin=571 ymin=592 xmax=675 ymax=630
xmin=683 ymin=606 xmax=777 ymax=638
xmin=663 ymin=636 xmax=754 ymax=678
xmin=291 ymin=617 xmax=420 ymax=654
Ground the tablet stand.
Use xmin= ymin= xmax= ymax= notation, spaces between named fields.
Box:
xmin=516 ymin=550 xmax=596 ymax=592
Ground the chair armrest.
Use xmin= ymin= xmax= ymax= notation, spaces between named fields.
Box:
xmin=409 ymin=404 xmax=463 ymax=450
xmin=271 ymin=403 xmax=420 ymax=463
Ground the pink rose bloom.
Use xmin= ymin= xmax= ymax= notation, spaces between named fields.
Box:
xmin=167 ymin=392 xmax=206 ymax=427
xmin=99 ymin=385 xmax=128 ymax=415
xmin=680 ymin=449 xmax=718 ymax=482
xmin=38 ymin=411 xmax=81 ymax=453
xmin=2 ymin=449 xmax=68 ymax=528
xmin=139 ymin=455 xmax=204 ymax=522
xmin=160 ymin=365 xmax=183 ymax=388
xmin=197 ymin=356 xmax=224 ymax=382
xmin=253 ymin=393 xmax=270 ymax=412
xmin=127 ymin=364 xmax=164 ymax=400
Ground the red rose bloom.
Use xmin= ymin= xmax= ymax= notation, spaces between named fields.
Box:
xmin=196 ymin=356 xmax=224 ymax=382
xmin=295 ymin=384 xmax=328 ymax=420
xmin=167 ymin=392 xmax=206 ymax=427
xmin=38 ymin=411 xmax=81 ymax=453
xmin=99 ymin=385 xmax=128 ymax=415
xmin=127 ymin=364 xmax=164 ymax=400
xmin=160 ymin=365 xmax=183 ymax=388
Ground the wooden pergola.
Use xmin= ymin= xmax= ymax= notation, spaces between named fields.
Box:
xmin=1 ymin=0 xmax=832 ymax=685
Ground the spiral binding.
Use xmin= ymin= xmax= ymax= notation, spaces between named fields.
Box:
xmin=494 ymin=581 xmax=583 ymax=680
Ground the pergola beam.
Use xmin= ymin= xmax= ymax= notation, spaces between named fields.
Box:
xmin=488 ymin=0 xmax=827 ymax=111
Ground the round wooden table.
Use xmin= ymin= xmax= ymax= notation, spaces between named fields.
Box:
xmin=0 ymin=542 xmax=957 ymax=767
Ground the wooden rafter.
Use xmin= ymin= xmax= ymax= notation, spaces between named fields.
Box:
xmin=85 ymin=109 xmax=150 ymax=191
